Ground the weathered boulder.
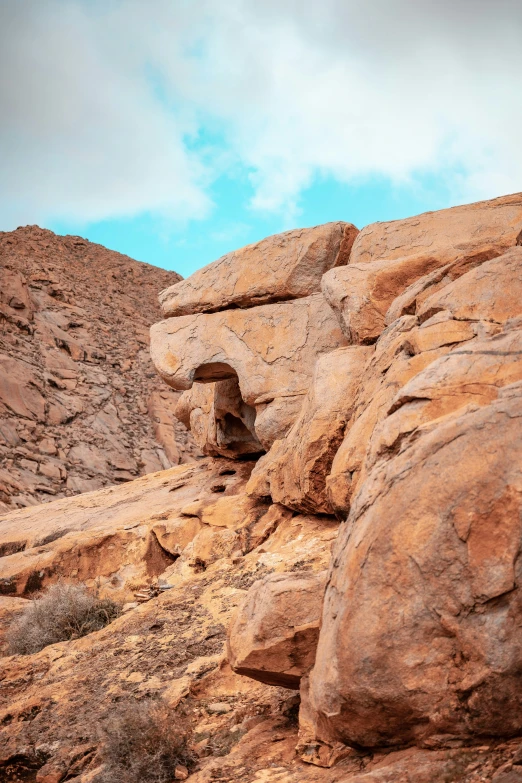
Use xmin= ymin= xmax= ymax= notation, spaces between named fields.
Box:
xmin=322 ymin=255 xmax=443 ymax=345
xmin=175 ymin=379 xmax=262 ymax=458
xmin=368 ymin=326 xmax=522 ymax=472
xmin=151 ymin=293 xmax=347 ymax=447
xmin=310 ymin=386 xmax=522 ymax=748
xmin=228 ymin=570 xmax=327 ymax=689
xmin=351 ymin=192 xmax=522 ymax=268
xmin=325 ymin=247 xmax=522 ymax=519
xmin=325 ymin=315 xmax=456 ymax=518
xmin=322 ymin=193 xmax=522 ymax=345
xmin=247 ymin=346 xmax=372 ymax=514
xmin=159 ymin=222 xmax=358 ymax=317
xmin=0 ymin=458 xmax=256 ymax=600
xmin=417 ymin=246 xmax=522 ymax=325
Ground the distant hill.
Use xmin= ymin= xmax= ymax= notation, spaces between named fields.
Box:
xmin=0 ymin=225 xmax=199 ymax=511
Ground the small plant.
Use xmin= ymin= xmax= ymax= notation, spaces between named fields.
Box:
xmin=97 ymin=699 xmax=195 ymax=783
xmin=7 ymin=581 xmax=121 ymax=655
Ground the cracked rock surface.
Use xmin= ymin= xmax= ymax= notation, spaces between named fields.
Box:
xmin=0 ymin=226 xmax=200 ymax=511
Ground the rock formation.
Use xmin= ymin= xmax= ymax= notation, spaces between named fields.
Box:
xmin=2 ymin=194 xmax=522 ymax=782
xmin=0 ymin=226 xmax=200 ymax=511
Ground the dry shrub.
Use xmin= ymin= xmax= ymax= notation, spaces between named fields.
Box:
xmin=97 ymin=699 xmax=195 ymax=783
xmin=7 ymin=582 xmax=121 ymax=655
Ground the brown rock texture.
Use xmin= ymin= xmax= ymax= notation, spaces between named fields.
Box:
xmin=159 ymin=222 xmax=358 ymax=317
xmin=3 ymin=194 xmax=522 ymax=782
xmin=151 ymin=293 xmax=347 ymax=447
xmin=227 ymin=570 xmax=326 ymax=689
xmin=322 ymin=192 xmax=522 ymax=344
xmin=175 ymin=379 xmax=263 ymax=459
xmin=0 ymin=226 xmax=200 ymax=511
xmin=246 ymin=346 xmax=372 ymax=514
xmin=311 ymin=384 xmax=522 ymax=748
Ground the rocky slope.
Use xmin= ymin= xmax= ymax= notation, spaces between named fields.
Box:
xmin=0 ymin=226 xmax=200 ymax=511
xmin=2 ymin=196 xmax=522 ymax=782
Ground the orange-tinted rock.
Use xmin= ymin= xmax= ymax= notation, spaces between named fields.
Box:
xmin=368 ymin=326 xmax=522 ymax=472
xmin=310 ymin=387 xmax=522 ymax=748
xmin=159 ymin=222 xmax=358 ymax=317
xmin=322 ymin=255 xmax=443 ymax=344
xmin=325 ymin=315 xmax=454 ymax=518
xmin=418 ymin=246 xmax=522 ymax=325
xmin=228 ymin=571 xmax=326 ymax=689
xmin=324 ymin=240 xmax=520 ymax=519
xmin=151 ymin=293 xmax=347 ymax=445
xmin=247 ymin=346 xmax=372 ymax=514
xmin=175 ymin=379 xmax=262 ymax=458
xmin=351 ymin=192 xmax=522 ymax=267
xmin=384 ymin=248 xmax=505 ymax=326
xmin=0 ymin=458 xmax=255 ymax=600
xmin=323 ymin=194 xmax=522 ymax=345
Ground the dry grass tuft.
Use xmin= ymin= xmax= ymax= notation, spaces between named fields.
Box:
xmin=7 ymin=582 xmax=121 ymax=655
xmin=97 ymin=699 xmax=194 ymax=783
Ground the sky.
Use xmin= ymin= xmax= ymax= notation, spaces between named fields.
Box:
xmin=1 ymin=0 xmax=522 ymax=278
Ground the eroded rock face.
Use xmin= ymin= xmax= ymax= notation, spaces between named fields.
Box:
xmin=310 ymin=387 xmax=522 ymax=748
xmin=325 ymin=247 xmax=522 ymax=519
xmin=247 ymin=346 xmax=372 ymax=514
xmin=5 ymin=196 xmax=522 ymax=781
xmin=351 ymin=192 xmax=522 ymax=268
xmin=228 ymin=571 xmax=327 ymax=689
xmin=322 ymin=193 xmax=522 ymax=344
xmin=159 ymin=222 xmax=358 ymax=317
xmin=0 ymin=226 xmax=200 ymax=511
xmin=151 ymin=293 xmax=348 ymax=447
xmin=175 ymin=379 xmax=263 ymax=458
xmin=0 ymin=458 xmax=258 ymax=601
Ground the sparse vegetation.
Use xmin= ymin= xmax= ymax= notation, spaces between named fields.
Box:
xmin=97 ymin=699 xmax=195 ymax=783
xmin=7 ymin=581 xmax=121 ymax=655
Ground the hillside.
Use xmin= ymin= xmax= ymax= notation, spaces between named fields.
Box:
xmin=0 ymin=226 xmax=200 ymax=511
xmin=2 ymin=196 xmax=522 ymax=782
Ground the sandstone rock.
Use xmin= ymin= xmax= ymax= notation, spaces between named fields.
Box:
xmin=151 ymin=293 xmax=347 ymax=445
xmin=417 ymin=246 xmax=522 ymax=325
xmin=310 ymin=388 xmax=522 ymax=748
xmin=247 ymin=346 xmax=372 ymax=514
xmin=175 ymin=379 xmax=262 ymax=458
xmin=384 ymin=248 xmax=506 ymax=325
xmin=159 ymin=222 xmax=358 ymax=317
xmin=325 ymin=316 xmax=451 ymax=517
xmin=0 ymin=462 xmax=337 ymax=783
xmin=326 ymin=246 xmax=522 ymax=518
xmin=322 ymin=194 xmax=522 ymax=344
xmin=228 ymin=571 xmax=327 ymax=689
xmin=0 ymin=458 xmax=255 ymax=600
xmin=367 ymin=326 xmax=522 ymax=472
xmin=351 ymin=192 xmax=522 ymax=268
xmin=322 ymin=254 xmax=443 ymax=344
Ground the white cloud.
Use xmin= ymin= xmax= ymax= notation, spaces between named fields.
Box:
xmin=1 ymin=0 xmax=521 ymax=229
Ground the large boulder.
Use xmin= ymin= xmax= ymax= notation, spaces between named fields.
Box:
xmin=159 ymin=222 xmax=358 ymax=317
xmin=351 ymin=192 xmax=522 ymax=268
xmin=228 ymin=570 xmax=327 ymax=689
xmin=247 ymin=346 xmax=372 ymax=514
xmin=309 ymin=380 xmax=522 ymax=748
xmin=150 ymin=293 xmax=347 ymax=448
xmin=325 ymin=247 xmax=522 ymax=519
xmin=321 ymin=194 xmax=522 ymax=345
